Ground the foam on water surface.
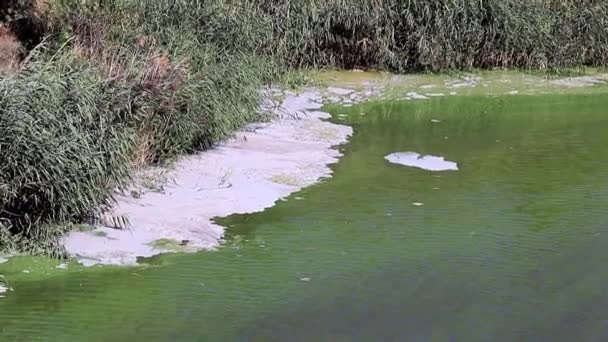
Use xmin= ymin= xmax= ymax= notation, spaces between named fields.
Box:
xmin=385 ymin=152 xmax=459 ymax=171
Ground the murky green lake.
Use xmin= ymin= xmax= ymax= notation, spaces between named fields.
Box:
xmin=2 ymin=93 xmax=608 ymax=341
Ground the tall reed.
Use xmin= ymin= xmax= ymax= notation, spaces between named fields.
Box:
xmin=2 ymin=0 xmax=608 ymax=254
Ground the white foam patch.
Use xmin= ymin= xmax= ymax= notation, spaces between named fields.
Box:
xmin=406 ymin=92 xmax=429 ymax=100
xmin=327 ymin=87 xmax=355 ymax=95
xmin=385 ymin=152 xmax=459 ymax=171
xmin=64 ymin=88 xmax=353 ymax=266
xmin=0 ymin=275 xmax=8 ymax=296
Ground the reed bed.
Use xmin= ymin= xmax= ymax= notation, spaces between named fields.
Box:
xmin=1 ymin=0 xmax=607 ymax=254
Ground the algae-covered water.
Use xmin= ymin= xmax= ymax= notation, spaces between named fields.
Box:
xmin=2 ymin=93 xmax=608 ymax=341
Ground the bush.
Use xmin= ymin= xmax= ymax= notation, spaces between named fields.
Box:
xmin=0 ymin=54 xmax=137 ymax=253
xmin=259 ymin=0 xmax=608 ymax=72
xmin=0 ymin=1 xmax=272 ymax=253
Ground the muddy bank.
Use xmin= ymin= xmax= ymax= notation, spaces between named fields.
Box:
xmin=64 ymin=90 xmax=353 ymax=265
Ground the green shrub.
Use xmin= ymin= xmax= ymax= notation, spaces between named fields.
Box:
xmin=0 ymin=54 xmax=136 ymax=253
xmin=258 ymin=0 xmax=608 ymax=72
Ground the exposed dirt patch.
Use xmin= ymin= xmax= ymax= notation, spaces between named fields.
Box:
xmin=0 ymin=25 xmax=22 ymax=72
xmin=0 ymin=0 xmax=49 ymax=72
xmin=1 ymin=0 xmax=46 ymax=49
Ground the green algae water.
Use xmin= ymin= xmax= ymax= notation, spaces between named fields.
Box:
xmin=2 ymin=93 xmax=608 ymax=341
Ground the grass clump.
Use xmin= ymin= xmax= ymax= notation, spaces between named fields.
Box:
xmin=0 ymin=0 xmax=272 ymax=254
xmin=0 ymin=54 xmax=136 ymax=255
xmin=260 ymin=0 xmax=608 ymax=72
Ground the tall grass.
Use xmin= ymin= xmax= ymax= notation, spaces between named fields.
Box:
xmin=1 ymin=0 xmax=608 ymax=254
xmin=0 ymin=53 xmax=136 ymax=254
xmin=256 ymin=0 xmax=608 ymax=71
xmin=1 ymin=0 xmax=273 ymax=254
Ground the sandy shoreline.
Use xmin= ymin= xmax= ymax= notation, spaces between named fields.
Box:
xmin=63 ymin=89 xmax=353 ymax=266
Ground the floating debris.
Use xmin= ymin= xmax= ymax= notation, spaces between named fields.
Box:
xmin=0 ymin=276 xmax=10 ymax=296
xmin=431 ymin=119 xmax=442 ymax=123
xmin=412 ymin=202 xmax=425 ymax=207
xmin=327 ymin=87 xmax=355 ymax=95
xmin=406 ymin=92 xmax=429 ymax=100
xmin=300 ymin=277 xmax=311 ymax=282
xmin=551 ymin=76 xmax=606 ymax=88
xmin=446 ymin=76 xmax=480 ymax=88
xmin=56 ymin=263 xmax=68 ymax=270
xmin=385 ymin=152 xmax=459 ymax=171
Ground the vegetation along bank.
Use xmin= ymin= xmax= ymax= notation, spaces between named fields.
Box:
xmin=1 ymin=0 xmax=608 ymax=255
